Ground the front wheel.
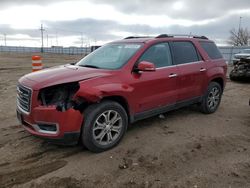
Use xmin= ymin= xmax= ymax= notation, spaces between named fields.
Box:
xmin=81 ymin=100 xmax=128 ymax=152
xmin=229 ymin=70 xmax=238 ymax=81
xmin=199 ymin=82 xmax=222 ymax=114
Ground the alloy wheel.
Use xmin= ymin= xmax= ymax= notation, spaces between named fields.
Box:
xmin=207 ymin=87 xmax=220 ymax=110
xmin=92 ymin=110 xmax=122 ymax=146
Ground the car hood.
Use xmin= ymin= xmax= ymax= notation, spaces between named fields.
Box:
xmin=19 ymin=64 xmax=111 ymax=90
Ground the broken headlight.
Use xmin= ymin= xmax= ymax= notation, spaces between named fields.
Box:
xmin=39 ymin=82 xmax=80 ymax=111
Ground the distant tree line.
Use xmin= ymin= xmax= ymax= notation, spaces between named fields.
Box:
xmin=228 ymin=27 xmax=250 ymax=46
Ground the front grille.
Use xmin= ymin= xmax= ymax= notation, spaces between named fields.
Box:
xmin=17 ymin=84 xmax=32 ymax=113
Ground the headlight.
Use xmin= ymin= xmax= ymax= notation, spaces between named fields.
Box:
xmin=39 ymin=82 xmax=79 ymax=106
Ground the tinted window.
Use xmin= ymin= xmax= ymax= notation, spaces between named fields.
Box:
xmin=139 ymin=43 xmax=172 ymax=68
xmin=200 ymin=42 xmax=223 ymax=59
xmin=171 ymin=42 xmax=199 ymax=64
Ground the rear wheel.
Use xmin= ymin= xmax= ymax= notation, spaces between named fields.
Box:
xmin=82 ymin=100 xmax=128 ymax=152
xmin=200 ymin=82 xmax=222 ymax=114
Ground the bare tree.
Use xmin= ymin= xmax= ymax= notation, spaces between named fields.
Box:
xmin=228 ymin=27 xmax=250 ymax=46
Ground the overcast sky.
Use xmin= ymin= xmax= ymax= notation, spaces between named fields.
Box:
xmin=0 ymin=0 xmax=249 ymax=47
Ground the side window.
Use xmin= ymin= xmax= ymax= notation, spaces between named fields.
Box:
xmin=171 ymin=42 xmax=199 ymax=65
xmin=199 ymin=41 xmax=223 ymax=59
xmin=138 ymin=43 xmax=172 ymax=68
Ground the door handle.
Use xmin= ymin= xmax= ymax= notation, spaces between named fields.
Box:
xmin=200 ymin=68 xmax=206 ymax=72
xmin=168 ymin=73 xmax=178 ymax=78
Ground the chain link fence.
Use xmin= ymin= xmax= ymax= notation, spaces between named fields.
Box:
xmin=219 ymin=46 xmax=250 ymax=64
xmin=0 ymin=46 xmax=91 ymax=55
xmin=0 ymin=45 xmax=249 ymax=63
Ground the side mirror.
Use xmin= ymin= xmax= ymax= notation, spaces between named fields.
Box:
xmin=137 ymin=61 xmax=156 ymax=72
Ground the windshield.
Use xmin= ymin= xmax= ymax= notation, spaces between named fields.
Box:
xmin=242 ymin=49 xmax=250 ymax=54
xmin=76 ymin=43 xmax=142 ymax=69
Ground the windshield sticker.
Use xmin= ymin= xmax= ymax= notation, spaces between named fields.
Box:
xmin=124 ymin=45 xmax=141 ymax=49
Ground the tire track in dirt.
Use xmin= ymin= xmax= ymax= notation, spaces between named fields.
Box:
xmin=235 ymin=161 xmax=250 ymax=182
xmin=111 ymin=134 xmax=250 ymax=187
xmin=29 ymin=177 xmax=83 ymax=188
xmin=0 ymin=67 xmax=30 ymax=70
xmin=0 ymin=139 xmax=83 ymax=187
xmin=0 ymin=160 xmax=67 ymax=187
xmin=28 ymin=176 xmax=152 ymax=188
xmin=0 ymin=124 xmax=84 ymax=187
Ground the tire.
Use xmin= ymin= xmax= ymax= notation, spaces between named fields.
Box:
xmin=81 ymin=100 xmax=128 ymax=152
xmin=229 ymin=70 xmax=238 ymax=81
xmin=199 ymin=82 xmax=222 ymax=114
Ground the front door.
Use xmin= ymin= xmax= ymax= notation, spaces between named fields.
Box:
xmin=130 ymin=42 xmax=179 ymax=113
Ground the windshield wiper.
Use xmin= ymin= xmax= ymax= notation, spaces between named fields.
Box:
xmin=78 ymin=64 xmax=100 ymax=69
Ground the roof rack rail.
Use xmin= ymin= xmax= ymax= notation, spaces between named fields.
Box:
xmin=193 ymin=35 xmax=208 ymax=39
xmin=155 ymin=34 xmax=208 ymax=40
xmin=155 ymin=34 xmax=171 ymax=38
xmin=124 ymin=36 xmax=152 ymax=39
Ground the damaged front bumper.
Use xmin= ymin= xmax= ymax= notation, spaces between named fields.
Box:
xmin=17 ymin=106 xmax=83 ymax=145
xmin=230 ymin=58 xmax=250 ymax=81
xmin=16 ymin=84 xmax=84 ymax=145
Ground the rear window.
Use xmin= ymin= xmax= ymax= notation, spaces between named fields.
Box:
xmin=200 ymin=42 xmax=223 ymax=59
xmin=171 ymin=42 xmax=199 ymax=65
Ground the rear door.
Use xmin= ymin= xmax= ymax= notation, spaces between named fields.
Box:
xmin=131 ymin=42 xmax=179 ymax=113
xmin=170 ymin=41 xmax=207 ymax=102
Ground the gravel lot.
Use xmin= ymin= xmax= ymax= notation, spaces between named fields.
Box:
xmin=0 ymin=53 xmax=250 ymax=188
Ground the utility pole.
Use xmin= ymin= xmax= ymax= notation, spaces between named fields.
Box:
xmin=237 ymin=17 xmax=242 ymax=46
xmin=3 ymin=34 xmax=7 ymax=46
xmin=81 ymin=32 xmax=84 ymax=48
xmin=40 ymin=24 xmax=45 ymax=52
xmin=56 ymin=31 xmax=58 ymax=46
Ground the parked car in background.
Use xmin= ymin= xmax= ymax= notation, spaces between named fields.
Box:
xmin=230 ymin=57 xmax=250 ymax=81
xmin=233 ymin=49 xmax=250 ymax=63
xmin=17 ymin=34 xmax=227 ymax=152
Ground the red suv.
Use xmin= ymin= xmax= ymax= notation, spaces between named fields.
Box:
xmin=17 ymin=34 xmax=227 ymax=152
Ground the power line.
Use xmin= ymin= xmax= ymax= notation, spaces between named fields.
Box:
xmin=47 ymin=27 xmax=83 ymax=34
xmin=46 ymin=27 xmax=88 ymax=47
xmin=40 ymin=24 xmax=45 ymax=52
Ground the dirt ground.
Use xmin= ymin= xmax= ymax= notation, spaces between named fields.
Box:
xmin=0 ymin=53 xmax=250 ymax=188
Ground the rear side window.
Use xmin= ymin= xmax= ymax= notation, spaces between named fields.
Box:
xmin=200 ymin=42 xmax=223 ymax=59
xmin=138 ymin=43 xmax=172 ymax=68
xmin=171 ymin=42 xmax=199 ymax=65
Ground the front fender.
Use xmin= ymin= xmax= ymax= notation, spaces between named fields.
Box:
xmin=74 ymin=86 xmax=103 ymax=102
xmin=73 ymin=82 xmax=133 ymax=103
